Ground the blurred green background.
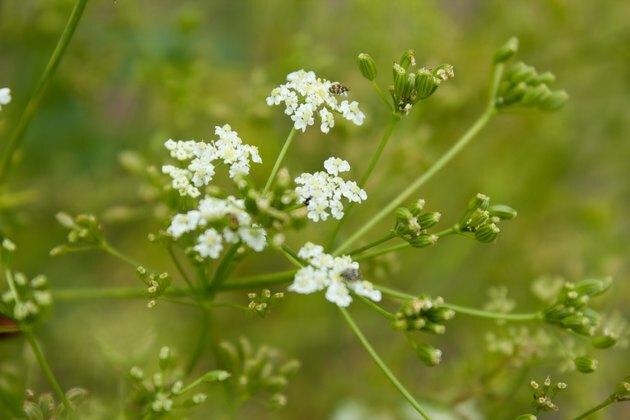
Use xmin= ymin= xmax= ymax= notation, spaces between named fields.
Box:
xmin=1 ymin=0 xmax=629 ymax=418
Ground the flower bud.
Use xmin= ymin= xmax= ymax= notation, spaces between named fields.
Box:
xmin=393 ymin=63 xmax=406 ymax=99
xmin=409 ymin=199 xmax=426 ymax=216
xmin=418 ymin=212 xmax=441 ymax=229
xmin=489 ymin=204 xmax=517 ymax=220
xmin=415 ymin=68 xmax=438 ymax=99
xmin=530 ymin=71 xmax=556 ymax=86
xmin=402 ymin=72 xmax=416 ymax=99
xmin=467 ymin=209 xmax=490 ymax=229
xmin=515 ymin=415 xmax=537 ymax=420
xmin=399 ymin=49 xmax=416 ymax=70
xmin=357 ymin=53 xmax=377 ymax=81
xmin=574 ymin=277 xmax=612 ymax=297
xmin=539 ymin=90 xmax=569 ymax=111
xmin=494 ymin=37 xmax=519 ymax=63
xmin=591 ymin=333 xmax=617 ymax=349
xmin=574 ymin=356 xmax=598 ymax=374
xmin=508 ymin=62 xmax=537 ymax=84
xmin=410 ymin=234 xmax=438 ymax=248
xmin=414 ymin=343 xmax=442 ymax=367
xmin=475 ymin=223 xmax=500 ymax=243
xmin=468 ymin=193 xmax=490 ymax=211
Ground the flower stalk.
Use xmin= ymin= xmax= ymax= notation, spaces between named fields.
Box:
xmin=262 ymin=128 xmax=297 ymax=194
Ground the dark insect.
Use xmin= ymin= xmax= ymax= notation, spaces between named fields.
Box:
xmin=341 ymin=268 xmax=361 ymax=281
xmin=226 ymin=213 xmax=240 ymax=230
xmin=328 ymin=83 xmax=349 ymax=95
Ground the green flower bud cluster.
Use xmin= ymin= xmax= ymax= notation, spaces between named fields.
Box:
xmin=136 ymin=266 xmax=171 ymax=308
xmin=392 ymin=294 xmax=454 ymax=334
xmin=240 ymin=168 xmax=307 ymax=232
xmin=456 ymin=193 xmax=517 ymax=243
xmin=573 ymin=355 xmax=598 ymax=374
xmin=128 ymin=346 xmax=229 ymax=416
xmin=23 ymin=388 xmax=87 ymax=420
xmin=217 ymin=337 xmax=300 ymax=409
xmin=247 ymin=289 xmax=284 ymax=318
xmin=393 ymin=199 xmax=441 ymax=248
xmin=389 ymin=50 xmax=454 ymax=114
xmin=495 ymin=61 xmax=568 ymax=112
xmin=50 ymin=212 xmax=104 ymax=256
xmin=542 ymin=277 xmax=612 ymax=336
xmin=529 ymin=376 xmax=567 ymax=412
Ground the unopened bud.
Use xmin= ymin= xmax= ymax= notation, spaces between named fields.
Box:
xmin=489 ymin=204 xmax=517 ymax=220
xmin=399 ymin=49 xmax=416 ymax=70
xmin=494 ymin=37 xmax=519 ymax=63
xmin=357 ymin=53 xmax=377 ymax=81
xmin=414 ymin=343 xmax=442 ymax=367
xmin=475 ymin=223 xmax=500 ymax=243
xmin=574 ymin=356 xmax=598 ymax=374
xmin=591 ymin=333 xmax=617 ymax=349
xmin=468 ymin=193 xmax=490 ymax=211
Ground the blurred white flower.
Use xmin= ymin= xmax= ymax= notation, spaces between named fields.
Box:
xmin=0 ymin=87 xmax=11 ymax=110
xmin=266 ymin=70 xmax=365 ymax=133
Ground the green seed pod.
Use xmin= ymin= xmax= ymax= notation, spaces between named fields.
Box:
xmin=395 ymin=207 xmax=414 ymax=223
xmin=614 ymin=379 xmax=630 ymax=398
xmin=591 ymin=333 xmax=617 ymax=349
xmin=561 ymin=314 xmax=588 ymax=328
xmin=399 ymin=49 xmax=416 ymax=70
xmin=414 ymin=343 xmax=442 ymax=367
xmin=467 ymin=209 xmax=490 ymax=230
xmin=357 ymin=53 xmax=377 ymax=81
xmin=498 ymin=81 xmax=527 ymax=107
xmin=402 ymin=72 xmax=416 ymax=100
xmin=509 ymin=62 xmax=537 ymax=84
xmin=574 ymin=356 xmax=598 ymax=374
xmin=539 ymin=90 xmax=569 ymax=111
xmin=522 ymin=84 xmax=551 ymax=106
xmin=410 ymin=234 xmax=438 ymax=248
xmin=415 ymin=68 xmax=438 ymax=99
xmin=494 ymin=37 xmax=519 ymax=63
xmin=422 ymin=321 xmax=446 ymax=335
xmin=529 ymin=71 xmax=556 ymax=86
xmin=475 ymin=223 xmax=500 ymax=243
xmin=468 ymin=193 xmax=490 ymax=211
xmin=489 ymin=204 xmax=518 ymax=220
xmin=418 ymin=212 xmax=441 ymax=229
xmin=393 ymin=63 xmax=406 ymax=100
xmin=515 ymin=415 xmax=537 ymax=420
xmin=429 ymin=307 xmax=456 ymax=322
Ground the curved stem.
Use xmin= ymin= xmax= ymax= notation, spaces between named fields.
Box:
xmin=348 ymin=233 xmax=396 ymax=257
xmin=338 ymin=307 xmax=430 ymax=419
xmin=0 ymin=0 xmax=89 ymax=183
xmin=24 ymin=330 xmax=71 ymax=410
xmin=166 ymin=245 xmax=196 ymax=291
xmin=327 ymin=116 xmax=400 ymax=248
xmin=371 ymin=81 xmax=395 ymax=112
xmin=101 ymin=242 xmax=141 ymax=268
xmin=262 ymin=128 xmax=297 ymax=194
xmin=334 ymin=107 xmax=496 ymax=255
xmin=573 ymin=396 xmax=615 ymax=420
xmin=355 ymin=294 xmax=395 ymax=320
xmin=375 ymin=284 xmax=541 ymax=322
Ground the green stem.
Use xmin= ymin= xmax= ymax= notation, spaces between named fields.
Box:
xmin=166 ymin=245 xmax=196 ymax=291
xmin=338 ymin=307 xmax=430 ymax=419
xmin=0 ymin=0 xmax=89 ymax=183
xmin=185 ymin=307 xmax=210 ymax=374
xmin=355 ymin=294 xmax=395 ymax=320
xmin=348 ymin=232 xmax=397 ymax=256
xmin=101 ymin=242 xmax=141 ymax=268
xmin=279 ymin=244 xmax=305 ymax=268
xmin=353 ymin=227 xmax=458 ymax=260
xmin=327 ymin=116 xmax=400 ymax=249
xmin=24 ymin=330 xmax=71 ymax=410
xmin=208 ymin=244 xmax=240 ymax=293
xmin=573 ymin=396 xmax=615 ymax=420
xmin=334 ymin=107 xmax=496 ymax=255
xmin=262 ymin=128 xmax=297 ymax=194
xmin=375 ymin=284 xmax=541 ymax=322
xmin=371 ymin=81 xmax=395 ymax=112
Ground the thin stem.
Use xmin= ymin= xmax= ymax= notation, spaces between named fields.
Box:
xmin=279 ymin=244 xmax=305 ymax=268
xmin=101 ymin=242 xmax=141 ymax=268
xmin=334 ymin=107 xmax=496 ymax=255
xmin=353 ymin=228 xmax=459 ymax=260
xmin=24 ymin=330 xmax=71 ymax=410
xmin=166 ymin=245 xmax=196 ymax=291
xmin=218 ymin=269 xmax=295 ymax=290
xmin=355 ymin=294 xmax=395 ymax=320
xmin=327 ymin=116 xmax=400 ymax=249
xmin=338 ymin=307 xmax=430 ymax=419
xmin=348 ymin=232 xmax=397 ymax=256
xmin=262 ymin=128 xmax=297 ymax=194
xmin=573 ymin=396 xmax=615 ymax=420
xmin=185 ymin=307 xmax=210 ymax=374
xmin=371 ymin=81 xmax=395 ymax=112
xmin=376 ymin=284 xmax=541 ymax=322
xmin=0 ymin=0 xmax=89 ymax=183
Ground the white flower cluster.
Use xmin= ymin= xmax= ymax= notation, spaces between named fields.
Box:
xmin=266 ymin=70 xmax=365 ymax=133
xmin=295 ymin=157 xmax=367 ymax=222
xmin=1 ymin=274 xmax=51 ymax=321
xmin=288 ymin=242 xmax=381 ymax=307
xmin=0 ymin=87 xmax=10 ymax=110
xmin=166 ymin=195 xmax=266 ymax=259
xmin=162 ymin=124 xmax=262 ymax=198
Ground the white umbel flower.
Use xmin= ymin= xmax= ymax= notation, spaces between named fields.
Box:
xmin=288 ymin=242 xmax=381 ymax=307
xmin=162 ymin=125 xmax=261 ymax=198
xmin=166 ymin=195 xmax=267 ymax=259
xmin=0 ymin=87 xmax=11 ymax=110
xmin=295 ymin=157 xmax=367 ymax=222
xmin=266 ymin=70 xmax=365 ymax=133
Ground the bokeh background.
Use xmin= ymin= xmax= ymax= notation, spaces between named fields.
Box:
xmin=1 ymin=0 xmax=629 ymax=418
